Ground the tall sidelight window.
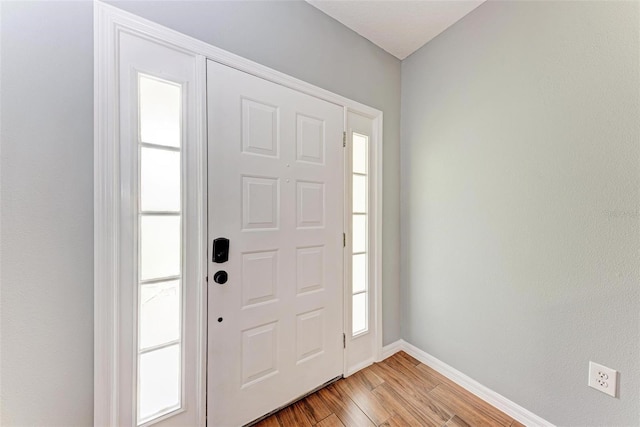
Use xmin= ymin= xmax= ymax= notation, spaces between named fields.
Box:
xmin=137 ymin=74 xmax=183 ymax=424
xmin=351 ymin=133 xmax=369 ymax=336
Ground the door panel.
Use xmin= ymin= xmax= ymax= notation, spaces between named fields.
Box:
xmin=206 ymin=60 xmax=344 ymax=426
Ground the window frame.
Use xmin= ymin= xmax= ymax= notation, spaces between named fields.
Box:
xmin=343 ymin=110 xmax=383 ymax=375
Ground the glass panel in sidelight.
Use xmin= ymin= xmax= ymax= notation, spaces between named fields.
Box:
xmin=352 ymin=174 xmax=367 ymax=214
xmin=352 ymin=214 xmax=367 ymax=254
xmin=139 ymin=280 xmax=180 ymax=350
xmin=140 ymin=146 xmax=181 ymax=212
xmin=352 ymin=133 xmax=368 ymax=175
xmin=352 ymin=253 xmax=367 ymax=294
xmin=352 ymin=293 xmax=367 ymax=335
xmin=138 ymin=344 xmax=181 ymax=422
xmin=139 ymin=75 xmax=181 ymax=148
xmin=140 ymin=215 xmax=181 ymax=281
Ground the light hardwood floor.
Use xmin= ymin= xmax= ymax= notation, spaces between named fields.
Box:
xmin=253 ymin=351 xmax=525 ymax=427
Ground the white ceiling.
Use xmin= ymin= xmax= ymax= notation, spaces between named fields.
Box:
xmin=306 ymin=0 xmax=485 ymax=60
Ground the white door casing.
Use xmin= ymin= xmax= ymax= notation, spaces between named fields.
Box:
xmin=206 ymin=60 xmax=344 ymax=426
xmin=95 ymin=3 xmax=383 ymax=426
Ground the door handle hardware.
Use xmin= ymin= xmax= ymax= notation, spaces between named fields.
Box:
xmin=214 ymin=270 xmax=228 ymax=284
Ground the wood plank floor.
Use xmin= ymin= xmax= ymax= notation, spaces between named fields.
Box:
xmin=254 ymin=352 xmax=525 ymax=427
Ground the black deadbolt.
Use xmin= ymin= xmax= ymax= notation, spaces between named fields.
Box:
xmin=212 ymin=237 xmax=230 ymax=263
xmin=214 ymin=270 xmax=228 ymax=284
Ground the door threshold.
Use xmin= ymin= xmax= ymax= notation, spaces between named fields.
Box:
xmin=244 ymin=375 xmax=343 ymax=427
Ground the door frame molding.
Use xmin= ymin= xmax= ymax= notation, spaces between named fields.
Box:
xmin=94 ymin=1 xmax=384 ymax=425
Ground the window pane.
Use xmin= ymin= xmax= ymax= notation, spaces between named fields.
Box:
xmin=352 ymin=254 xmax=367 ymax=294
xmin=140 ymin=280 xmax=180 ymax=350
xmin=352 ymin=214 xmax=367 ymax=254
xmin=139 ymin=344 xmax=181 ymax=422
xmin=352 ymin=133 xmax=368 ymax=174
xmin=140 ymin=75 xmax=181 ymax=147
xmin=352 ymin=293 xmax=367 ymax=335
xmin=141 ymin=147 xmax=181 ymax=212
xmin=140 ymin=215 xmax=181 ymax=280
xmin=353 ymin=174 xmax=366 ymax=214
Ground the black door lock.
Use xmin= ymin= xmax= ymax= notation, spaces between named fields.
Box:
xmin=214 ymin=271 xmax=228 ymax=284
xmin=212 ymin=237 xmax=229 ymax=263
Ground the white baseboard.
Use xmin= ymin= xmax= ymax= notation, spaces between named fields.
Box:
xmin=380 ymin=340 xmax=404 ymax=360
xmin=381 ymin=339 xmax=554 ymax=427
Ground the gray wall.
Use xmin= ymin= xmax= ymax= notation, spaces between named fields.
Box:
xmin=1 ymin=2 xmax=95 ymax=426
xmin=401 ymin=1 xmax=639 ymax=425
xmin=0 ymin=1 xmax=401 ymax=425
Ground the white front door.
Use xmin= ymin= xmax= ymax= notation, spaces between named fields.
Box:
xmin=206 ymin=60 xmax=345 ymax=426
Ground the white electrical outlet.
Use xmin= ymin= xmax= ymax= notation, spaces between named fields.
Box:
xmin=588 ymin=361 xmax=617 ymax=397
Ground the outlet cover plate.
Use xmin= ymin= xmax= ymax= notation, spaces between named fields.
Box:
xmin=588 ymin=361 xmax=617 ymax=397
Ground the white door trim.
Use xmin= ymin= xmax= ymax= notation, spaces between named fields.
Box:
xmin=94 ymin=1 xmax=384 ymax=425
xmin=94 ymin=4 xmax=208 ymax=425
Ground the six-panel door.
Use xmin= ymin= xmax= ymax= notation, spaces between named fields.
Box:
xmin=206 ymin=60 xmax=345 ymax=426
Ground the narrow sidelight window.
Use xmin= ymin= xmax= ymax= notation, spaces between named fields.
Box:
xmin=351 ymin=133 xmax=369 ymax=336
xmin=136 ymin=74 xmax=183 ymax=424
